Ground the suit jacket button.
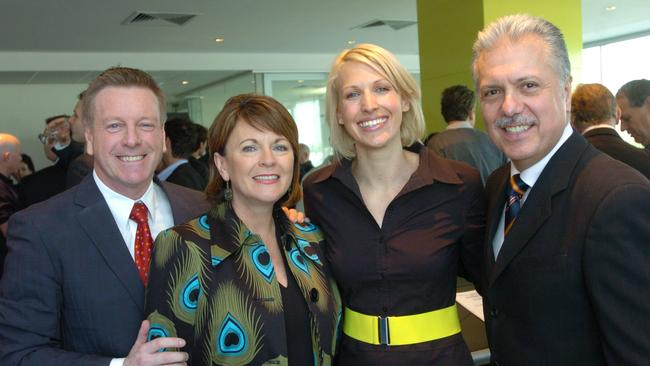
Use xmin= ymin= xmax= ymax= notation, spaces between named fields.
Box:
xmin=490 ymin=307 xmax=499 ymax=317
xmin=310 ymin=288 xmax=319 ymax=302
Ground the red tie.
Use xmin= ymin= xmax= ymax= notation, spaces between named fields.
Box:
xmin=130 ymin=202 xmax=154 ymax=285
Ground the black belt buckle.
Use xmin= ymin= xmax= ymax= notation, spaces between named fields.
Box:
xmin=378 ymin=316 xmax=390 ymax=346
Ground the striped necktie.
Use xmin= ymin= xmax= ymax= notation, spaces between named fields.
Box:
xmin=504 ymin=174 xmax=529 ymax=236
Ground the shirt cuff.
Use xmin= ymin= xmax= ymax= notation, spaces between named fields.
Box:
xmin=110 ymin=358 xmax=125 ymax=366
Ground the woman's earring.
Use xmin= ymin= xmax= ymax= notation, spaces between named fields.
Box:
xmin=224 ymin=180 xmax=233 ymax=202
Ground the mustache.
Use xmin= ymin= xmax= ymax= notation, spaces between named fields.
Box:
xmin=495 ymin=115 xmax=537 ymax=128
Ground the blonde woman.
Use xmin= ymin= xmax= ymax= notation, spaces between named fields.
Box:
xmin=303 ymin=44 xmax=486 ymax=365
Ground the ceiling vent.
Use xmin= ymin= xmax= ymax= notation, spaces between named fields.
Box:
xmin=122 ymin=11 xmax=198 ymax=26
xmin=354 ymin=19 xmax=416 ymax=31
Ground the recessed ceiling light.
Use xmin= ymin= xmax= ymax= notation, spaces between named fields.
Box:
xmin=297 ymin=80 xmax=304 ymax=84
xmin=605 ymin=5 xmax=617 ymax=11
xmin=347 ymin=40 xmax=356 ymax=45
xmin=181 ymin=80 xmax=189 ymax=85
xmin=214 ymin=37 xmax=224 ymax=43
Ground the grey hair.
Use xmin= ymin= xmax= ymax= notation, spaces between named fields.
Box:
xmin=471 ymin=14 xmax=571 ymax=85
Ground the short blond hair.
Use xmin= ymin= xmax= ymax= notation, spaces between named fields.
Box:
xmin=326 ymin=43 xmax=424 ymax=159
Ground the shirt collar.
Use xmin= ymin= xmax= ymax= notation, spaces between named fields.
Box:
xmin=311 ymin=142 xmax=463 ymax=186
xmin=581 ymin=123 xmax=616 ymax=134
xmin=445 ymin=121 xmax=474 ymax=130
xmin=511 ymin=122 xmax=573 ymax=188
xmin=157 ymin=159 xmax=188 ymax=181
xmin=93 ymin=170 xmax=157 ymax=228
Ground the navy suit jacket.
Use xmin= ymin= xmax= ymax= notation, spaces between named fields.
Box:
xmin=483 ymin=132 xmax=650 ymax=365
xmin=0 ymin=175 xmax=209 ymax=366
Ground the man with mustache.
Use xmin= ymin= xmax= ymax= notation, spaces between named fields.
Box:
xmin=473 ymin=14 xmax=650 ymax=365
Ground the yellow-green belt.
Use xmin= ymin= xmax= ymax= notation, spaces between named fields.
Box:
xmin=343 ymin=303 xmax=461 ymax=346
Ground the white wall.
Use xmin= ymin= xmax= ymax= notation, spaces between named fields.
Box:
xmin=0 ymin=84 xmax=86 ymax=170
xmin=191 ymin=73 xmax=257 ymax=127
xmin=0 ymin=74 xmax=256 ymax=171
xmin=0 ymin=51 xmax=420 ymax=74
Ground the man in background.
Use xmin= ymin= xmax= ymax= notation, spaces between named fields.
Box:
xmin=18 ymin=114 xmax=83 ymax=206
xmin=616 ymin=79 xmax=650 ymax=151
xmin=157 ymin=117 xmax=205 ymax=191
xmin=298 ymin=143 xmax=314 ymax=181
xmin=0 ymin=133 xmax=22 ymax=278
xmin=66 ymin=90 xmax=95 ymax=188
xmin=571 ymin=83 xmax=650 ymax=179
xmin=187 ymin=122 xmax=209 ymax=185
xmin=426 ymin=85 xmax=506 ymax=184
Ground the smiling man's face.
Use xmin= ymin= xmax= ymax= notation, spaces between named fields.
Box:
xmin=85 ymin=86 xmax=166 ymax=199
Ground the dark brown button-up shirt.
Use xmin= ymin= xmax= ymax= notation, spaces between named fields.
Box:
xmin=303 ymin=144 xmax=486 ymax=366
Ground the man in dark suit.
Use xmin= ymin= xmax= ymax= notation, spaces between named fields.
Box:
xmin=157 ymin=117 xmax=206 ymax=191
xmin=0 ymin=134 xmax=22 ymax=279
xmin=66 ymin=90 xmax=95 ymax=188
xmin=617 ymin=79 xmax=650 ymax=151
xmin=18 ymin=114 xmax=83 ymax=207
xmin=571 ymin=83 xmax=650 ymax=180
xmin=472 ymin=14 xmax=650 ymax=365
xmin=0 ymin=67 xmax=208 ymax=366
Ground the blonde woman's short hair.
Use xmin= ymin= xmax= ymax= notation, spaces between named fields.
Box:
xmin=326 ymin=43 xmax=425 ymax=159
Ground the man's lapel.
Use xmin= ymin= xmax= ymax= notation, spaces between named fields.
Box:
xmin=159 ymin=180 xmax=205 ymax=224
xmin=488 ymin=132 xmax=590 ymax=285
xmin=484 ymin=164 xmax=509 ymax=276
xmin=73 ymin=176 xmax=144 ymax=312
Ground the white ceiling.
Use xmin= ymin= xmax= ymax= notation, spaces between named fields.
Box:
xmin=0 ymin=0 xmax=648 ymax=98
xmin=0 ymin=0 xmax=419 ymax=53
xmin=582 ymin=0 xmax=650 ymax=44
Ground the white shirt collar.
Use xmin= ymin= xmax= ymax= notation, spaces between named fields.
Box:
xmin=510 ymin=122 xmax=574 ymax=190
xmin=157 ymin=159 xmax=188 ymax=181
xmin=445 ymin=120 xmax=474 ymax=130
xmin=493 ymin=122 xmax=573 ymax=258
xmin=93 ymin=170 xmax=157 ymax=247
xmin=93 ymin=170 xmax=169 ymax=258
xmin=93 ymin=170 xmax=156 ymax=220
xmin=581 ymin=123 xmax=616 ymax=135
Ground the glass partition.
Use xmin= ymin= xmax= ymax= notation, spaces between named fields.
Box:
xmin=581 ymin=34 xmax=650 ymax=146
xmin=264 ymin=73 xmax=331 ymax=166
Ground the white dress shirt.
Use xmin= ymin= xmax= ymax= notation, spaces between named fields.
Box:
xmin=93 ymin=172 xmax=174 ymax=366
xmin=93 ymin=171 xmax=174 ymax=259
xmin=492 ymin=123 xmax=574 ymax=258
